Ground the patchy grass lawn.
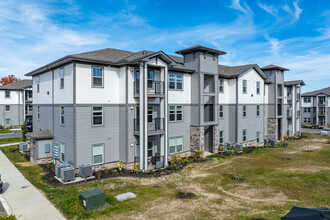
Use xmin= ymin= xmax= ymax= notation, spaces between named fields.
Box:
xmin=0 ymin=129 xmax=12 ymax=134
xmin=1 ymin=134 xmax=330 ymax=220
xmin=0 ymin=137 xmax=21 ymax=145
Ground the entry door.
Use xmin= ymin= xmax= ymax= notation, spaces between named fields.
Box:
xmin=147 ymin=106 xmax=155 ymax=131
xmin=204 ymin=126 xmax=213 ymax=152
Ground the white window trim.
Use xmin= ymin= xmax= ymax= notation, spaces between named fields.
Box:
xmin=256 ymin=105 xmax=260 ymax=117
xmin=219 ymin=130 xmax=224 ymax=143
xmin=60 ymin=106 xmax=64 ymax=125
xmin=60 ymin=143 xmax=65 ymax=162
xmin=5 ymin=119 xmax=11 ymax=126
xmin=169 ymin=105 xmax=183 ymax=122
xmin=243 ymin=105 xmax=247 ymax=118
xmin=256 ymin=81 xmax=260 ymax=95
xmin=219 ymin=79 xmax=224 ymax=93
xmin=37 ymin=106 xmax=40 ymax=120
xmin=243 ymin=80 xmax=247 ymax=94
xmin=5 ymin=91 xmax=10 ymax=99
xmin=60 ymin=67 xmax=65 ymax=89
xmin=169 ymin=136 xmax=183 ymax=154
xmin=219 ymin=105 xmax=224 ymax=118
xmin=92 ymin=144 xmax=104 ymax=165
xmin=5 ymin=105 xmax=10 ymax=112
xmin=92 ymin=66 xmax=104 ymax=88
xmin=169 ymin=73 xmax=183 ymax=90
xmin=36 ymin=76 xmax=40 ymax=93
xmin=243 ymin=129 xmax=247 ymax=142
xmin=256 ymin=131 xmax=260 ymax=143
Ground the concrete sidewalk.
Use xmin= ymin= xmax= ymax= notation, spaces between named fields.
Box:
xmin=0 ymin=143 xmax=21 ymax=147
xmin=0 ymin=151 xmax=66 ymax=220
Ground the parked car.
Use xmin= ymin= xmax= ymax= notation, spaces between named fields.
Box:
xmin=320 ymin=128 xmax=330 ymax=136
xmin=26 ymin=121 xmax=33 ymax=132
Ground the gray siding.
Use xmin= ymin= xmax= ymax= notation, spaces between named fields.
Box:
xmin=0 ymin=104 xmax=23 ymax=126
xmin=33 ymin=105 xmax=53 ymax=132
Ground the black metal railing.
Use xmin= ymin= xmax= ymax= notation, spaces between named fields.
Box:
xmin=134 ymin=80 xmax=165 ymax=95
xmin=134 ymin=118 xmax=164 ymax=133
xmin=319 ymin=111 xmax=325 ymax=116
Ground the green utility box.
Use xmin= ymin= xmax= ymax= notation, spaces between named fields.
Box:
xmin=79 ymin=188 xmax=105 ymax=211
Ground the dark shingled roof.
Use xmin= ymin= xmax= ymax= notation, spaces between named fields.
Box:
xmin=27 ymin=129 xmax=53 ymax=140
xmin=218 ymin=64 xmax=255 ymax=77
xmin=0 ymin=80 xmax=32 ymax=90
xmin=175 ymin=45 xmax=226 ymax=55
xmin=302 ymin=86 xmax=330 ymax=97
xmin=261 ymin=64 xmax=289 ymax=71
xmin=71 ymin=48 xmax=134 ymax=62
xmin=284 ymin=80 xmax=305 ymax=86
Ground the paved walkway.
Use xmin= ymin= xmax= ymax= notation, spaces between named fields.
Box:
xmin=0 ymin=151 xmax=66 ymax=220
xmin=0 ymin=143 xmax=22 ymax=147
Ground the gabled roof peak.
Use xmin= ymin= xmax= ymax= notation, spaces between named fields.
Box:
xmin=175 ymin=45 xmax=226 ymax=55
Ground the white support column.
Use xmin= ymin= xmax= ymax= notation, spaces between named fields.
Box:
xmin=139 ymin=63 xmax=146 ymax=171
xmin=164 ymin=65 xmax=168 ymax=166
xmin=143 ymin=64 xmax=149 ymax=170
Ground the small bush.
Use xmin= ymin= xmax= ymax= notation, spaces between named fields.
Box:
xmin=116 ymin=161 xmax=125 ymax=174
xmin=131 ymin=162 xmax=140 ymax=175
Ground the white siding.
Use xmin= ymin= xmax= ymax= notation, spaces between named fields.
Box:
xmin=218 ymin=78 xmax=236 ymax=104
xmin=238 ymin=68 xmax=264 ymax=104
xmin=168 ymin=73 xmax=191 ymax=104
xmin=54 ymin=63 xmax=74 ymax=104
xmin=33 ymin=70 xmax=53 ymax=104
xmin=0 ymin=90 xmax=22 ymax=104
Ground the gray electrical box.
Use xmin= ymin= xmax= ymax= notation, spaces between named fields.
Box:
xmin=19 ymin=142 xmax=30 ymax=152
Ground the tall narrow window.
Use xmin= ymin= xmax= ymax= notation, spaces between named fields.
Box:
xmin=256 ymin=81 xmax=260 ymax=94
xmin=169 ymin=106 xmax=176 ymax=121
xmin=256 ymin=131 xmax=260 ymax=143
xmin=176 ymin=74 xmax=183 ymax=89
xmin=219 ymin=105 xmax=224 ymax=118
xmin=92 ymin=106 xmax=103 ymax=126
xmin=169 ymin=138 xmax=176 ymax=154
xmin=169 ymin=73 xmax=176 ymax=89
xmin=176 ymin=106 xmax=183 ymax=121
xmin=304 ymin=108 xmax=307 ymax=112
xmin=5 ymin=119 xmax=10 ymax=126
xmin=219 ymin=79 xmax=224 ymax=93
xmin=148 ymin=70 xmax=154 ymax=88
xmin=243 ymin=105 xmax=247 ymax=118
xmin=5 ymin=91 xmax=10 ymax=98
xmin=148 ymin=141 xmax=153 ymax=158
xmin=60 ymin=143 xmax=65 ymax=162
xmin=219 ymin=131 xmax=224 ymax=143
xmin=60 ymin=67 xmax=64 ymax=89
xmin=243 ymin=80 xmax=247 ymax=93
xmin=5 ymin=105 xmax=10 ymax=112
xmin=92 ymin=67 xmax=103 ymax=87
xmin=93 ymin=144 xmax=104 ymax=165
xmin=37 ymin=106 xmax=40 ymax=120
xmin=148 ymin=106 xmax=153 ymax=123
xmin=256 ymin=105 xmax=260 ymax=116
xmin=243 ymin=129 xmax=247 ymax=142
xmin=60 ymin=106 xmax=64 ymax=125
xmin=36 ymin=76 xmax=40 ymax=92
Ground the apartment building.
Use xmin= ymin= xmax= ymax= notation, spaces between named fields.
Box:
xmin=25 ymin=45 xmax=303 ymax=170
xmin=301 ymin=86 xmax=330 ymax=127
xmin=0 ymin=80 xmax=33 ymax=127
xmin=284 ymin=80 xmax=305 ymax=136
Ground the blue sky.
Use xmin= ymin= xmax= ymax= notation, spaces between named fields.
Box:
xmin=0 ymin=0 xmax=329 ymax=92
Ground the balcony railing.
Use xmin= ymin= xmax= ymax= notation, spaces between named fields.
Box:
xmin=318 ymin=102 xmax=326 ymax=107
xmin=319 ymin=111 xmax=325 ymax=116
xmin=287 ymin=94 xmax=292 ymax=102
xmin=296 ymin=93 xmax=300 ymax=100
xmin=134 ymin=80 xmax=165 ymax=95
xmin=134 ymin=154 xmax=165 ymax=170
xmin=25 ymin=111 xmax=33 ymax=116
xmin=287 ymin=109 xmax=292 ymax=118
xmin=134 ymin=118 xmax=165 ymax=133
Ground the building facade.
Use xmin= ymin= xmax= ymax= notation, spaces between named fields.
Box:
xmin=0 ymin=80 xmax=33 ymax=127
xmin=25 ymin=46 xmax=304 ymax=170
xmin=301 ymin=87 xmax=330 ymax=128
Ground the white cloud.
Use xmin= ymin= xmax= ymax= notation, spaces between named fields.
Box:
xmin=282 ymin=0 xmax=302 ymax=22
xmin=258 ymin=3 xmax=278 ymax=16
xmin=229 ymin=0 xmax=253 ymax=16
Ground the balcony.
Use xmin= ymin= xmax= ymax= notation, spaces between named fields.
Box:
xmin=296 ymin=93 xmax=300 ymax=100
xmin=287 ymin=109 xmax=292 ymax=118
xmin=134 ymin=80 xmax=165 ymax=97
xmin=134 ymin=154 xmax=165 ymax=170
xmin=318 ymin=111 xmax=325 ymax=116
xmin=25 ymin=98 xmax=33 ymax=103
xmin=318 ymin=102 xmax=326 ymax=107
xmin=287 ymin=93 xmax=292 ymax=102
xmin=134 ymin=118 xmax=165 ymax=135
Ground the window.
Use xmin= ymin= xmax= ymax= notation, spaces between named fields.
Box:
xmin=45 ymin=144 xmax=50 ymax=154
xmin=243 ymin=129 xmax=247 ymax=142
xmin=93 ymin=144 xmax=104 ymax=164
xmin=304 ymin=118 xmax=311 ymax=123
xmin=304 ymin=97 xmax=311 ymax=103
xmin=5 ymin=119 xmax=10 ymax=126
xmin=28 ymin=91 xmax=32 ymax=99
xmin=243 ymin=80 xmax=247 ymax=93
xmin=5 ymin=90 xmax=10 ymax=98
xmin=37 ymin=106 xmax=40 ymax=120
xmin=148 ymin=70 xmax=154 ymax=88
xmin=243 ymin=105 xmax=247 ymax=118
xmin=307 ymin=108 xmax=311 ymax=112
xmin=60 ymin=67 xmax=64 ymax=89
xmin=169 ymin=73 xmax=183 ymax=90
xmin=256 ymin=105 xmax=260 ymax=117
xmin=60 ymin=143 xmax=65 ymax=162
xmin=36 ymin=76 xmax=40 ymax=92
xmin=29 ymin=105 xmax=33 ymax=112
xmin=297 ymin=110 xmax=300 ymax=117
xmin=148 ymin=141 xmax=153 ymax=158
xmin=219 ymin=131 xmax=224 ymax=143
xmin=169 ymin=137 xmax=183 ymax=154
xmin=5 ymin=105 xmax=10 ymax=112
xmin=60 ymin=106 xmax=64 ymax=125
xmin=304 ymin=108 xmax=307 ymax=112
xmin=219 ymin=79 xmax=224 ymax=93
xmin=256 ymin=131 xmax=260 ymax=143
xmin=169 ymin=105 xmax=183 ymax=122
xmin=92 ymin=67 xmax=103 ymax=87
xmin=256 ymin=81 xmax=260 ymax=94
xmin=219 ymin=105 xmax=224 ymax=118
xmin=92 ymin=106 xmax=103 ymax=126
xmin=148 ymin=106 xmax=153 ymax=123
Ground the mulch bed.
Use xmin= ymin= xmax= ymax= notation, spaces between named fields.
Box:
xmin=176 ymin=192 xmax=195 ymax=199
xmin=39 ymin=157 xmax=210 ymax=186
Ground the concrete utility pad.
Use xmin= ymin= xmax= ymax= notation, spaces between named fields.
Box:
xmin=115 ymin=192 xmax=136 ymax=201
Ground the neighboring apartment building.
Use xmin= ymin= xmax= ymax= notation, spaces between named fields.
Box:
xmin=25 ymin=45 xmax=303 ymax=170
xmin=284 ymin=80 xmax=305 ymax=136
xmin=0 ymin=80 xmax=33 ymax=127
xmin=301 ymin=86 xmax=330 ymax=127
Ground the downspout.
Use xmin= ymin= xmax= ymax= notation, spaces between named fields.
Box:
xmin=18 ymin=90 xmax=21 ymax=125
xmin=235 ymin=76 xmax=238 ymax=143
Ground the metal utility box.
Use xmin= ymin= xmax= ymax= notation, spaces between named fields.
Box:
xmin=79 ymin=164 xmax=93 ymax=178
xmin=55 ymin=163 xmax=69 ymax=177
xmin=79 ymin=189 xmax=105 ymax=211
xmin=19 ymin=142 xmax=30 ymax=152
xmin=60 ymin=166 xmax=75 ymax=182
